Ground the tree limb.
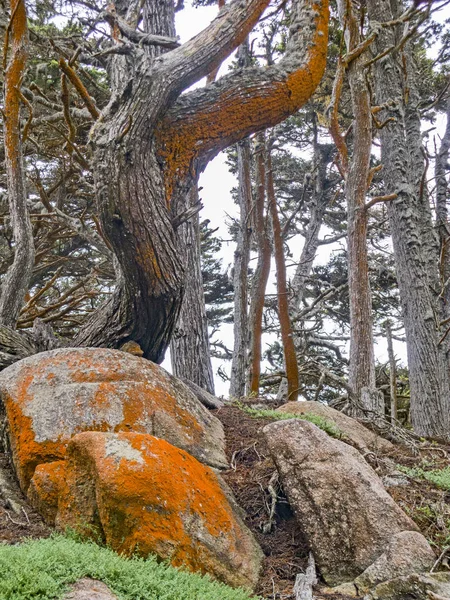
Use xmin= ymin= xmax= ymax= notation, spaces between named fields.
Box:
xmin=156 ymin=0 xmax=329 ymax=196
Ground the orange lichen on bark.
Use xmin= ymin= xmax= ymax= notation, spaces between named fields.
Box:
xmin=57 ymin=432 xmax=260 ymax=589
xmin=27 ymin=460 xmax=66 ymax=525
xmin=4 ymin=0 xmax=28 ymax=163
xmin=155 ymin=0 xmax=329 ymax=203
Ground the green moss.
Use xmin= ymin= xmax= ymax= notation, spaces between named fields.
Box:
xmin=397 ymin=464 xmax=450 ymax=491
xmin=238 ymin=404 xmax=345 ymax=439
xmin=0 ymin=535 xmax=258 ymax=600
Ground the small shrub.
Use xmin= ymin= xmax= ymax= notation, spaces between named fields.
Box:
xmin=397 ymin=464 xmax=450 ymax=491
xmin=0 ymin=535 xmax=258 ymax=600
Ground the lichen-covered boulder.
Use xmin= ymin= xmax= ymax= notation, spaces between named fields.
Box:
xmin=55 ymin=431 xmax=263 ymax=590
xmin=263 ymin=419 xmax=422 ymax=586
xmin=27 ymin=460 xmax=66 ymax=525
xmin=277 ymin=401 xmax=394 ymax=453
xmin=0 ymin=348 xmax=227 ymax=490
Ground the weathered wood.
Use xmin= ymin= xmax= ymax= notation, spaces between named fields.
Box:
xmin=294 ymin=553 xmax=318 ymax=600
xmin=181 ymin=378 xmax=224 ymax=410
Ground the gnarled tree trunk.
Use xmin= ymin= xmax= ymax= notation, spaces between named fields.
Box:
xmin=68 ymin=0 xmax=329 ymax=366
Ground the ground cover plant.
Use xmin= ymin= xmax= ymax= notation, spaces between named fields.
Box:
xmin=0 ymin=534 xmax=258 ymax=600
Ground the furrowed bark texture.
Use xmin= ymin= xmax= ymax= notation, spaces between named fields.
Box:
xmin=73 ymin=0 xmax=329 ymax=364
xmin=230 ymin=139 xmax=252 ymax=399
xmin=436 ymin=96 xmax=450 ymax=316
xmin=267 ymin=147 xmax=299 ymax=402
xmin=0 ymin=0 xmax=35 ymax=327
xmin=247 ymin=133 xmax=272 ymax=395
xmin=367 ymin=0 xmax=450 ymax=439
xmin=336 ymin=0 xmax=377 ymax=412
xmin=170 ymin=186 xmax=215 ymax=394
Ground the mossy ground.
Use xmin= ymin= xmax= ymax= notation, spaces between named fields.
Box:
xmin=0 ymin=534 xmax=257 ymax=600
xmin=236 ymin=403 xmax=345 ymax=439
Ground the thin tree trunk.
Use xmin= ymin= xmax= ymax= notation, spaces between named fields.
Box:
xmin=367 ymin=0 xmax=450 ymax=439
xmin=247 ymin=133 xmax=272 ymax=395
xmin=337 ymin=0 xmax=377 ymax=412
xmin=170 ymin=186 xmax=215 ymax=394
xmin=0 ymin=0 xmax=35 ymax=327
xmin=385 ymin=320 xmax=398 ymax=423
xmin=230 ymin=139 xmax=252 ymax=398
xmin=267 ymin=145 xmax=299 ymax=402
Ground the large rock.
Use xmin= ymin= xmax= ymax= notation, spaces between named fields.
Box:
xmin=366 ymin=572 xmax=450 ymax=600
xmin=276 ymin=401 xmax=394 ymax=453
xmin=55 ymin=431 xmax=263 ymax=590
xmin=263 ymin=419 xmax=422 ymax=586
xmin=0 ymin=348 xmax=227 ymax=490
xmin=354 ymin=531 xmax=435 ymax=593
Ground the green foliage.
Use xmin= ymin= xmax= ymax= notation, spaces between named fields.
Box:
xmin=0 ymin=535 xmax=257 ymax=600
xmin=237 ymin=403 xmax=344 ymax=439
xmin=397 ymin=464 xmax=450 ymax=491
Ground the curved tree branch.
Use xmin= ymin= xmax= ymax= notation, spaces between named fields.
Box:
xmin=156 ymin=0 xmax=329 ymax=197
xmin=159 ymin=0 xmax=271 ymax=94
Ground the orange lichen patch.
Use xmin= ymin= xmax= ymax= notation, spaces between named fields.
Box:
xmin=57 ymin=432 xmax=262 ymax=589
xmin=27 ymin=460 xmax=66 ymax=525
xmin=3 ymin=367 xmax=67 ymax=491
xmin=155 ymin=0 xmax=329 ymax=204
xmin=0 ymin=348 xmax=226 ymax=492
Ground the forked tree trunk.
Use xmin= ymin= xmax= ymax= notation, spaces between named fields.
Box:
xmin=68 ymin=0 xmax=330 ymax=365
xmin=367 ymin=0 xmax=450 ymax=439
xmin=230 ymin=139 xmax=252 ymax=398
xmin=334 ymin=0 xmax=378 ymax=414
xmin=170 ymin=186 xmax=215 ymax=394
xmin=247 ymin=133 xmax=272 ymax=396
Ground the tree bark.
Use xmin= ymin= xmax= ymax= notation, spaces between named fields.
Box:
xmin=230 ymin=139 xmax=252 ymax=398
xmin=367 ymin=0 xmax=450 ymax=439
xmin=170 ymin=186 xmax=215 ymax=394
xmin=0 ymin=0 xmax=35 ymax=328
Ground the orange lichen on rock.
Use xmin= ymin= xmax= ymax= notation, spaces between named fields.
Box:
xmin=27 ymin=460 xmax=66 ymax=525
xmin=56 ymin=431 xmax=262 ymax=590
xmin=0 ymin=348 xmax=227 ymax=491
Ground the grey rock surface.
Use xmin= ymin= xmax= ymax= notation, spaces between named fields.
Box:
xmin=263 ymin=419 xmax=420 ymax=586
xmin=63 ymin=578 xmax=118 ymax=600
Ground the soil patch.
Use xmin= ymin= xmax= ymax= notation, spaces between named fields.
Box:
xmin=0 ymin=453 xmax=51 ymax=543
